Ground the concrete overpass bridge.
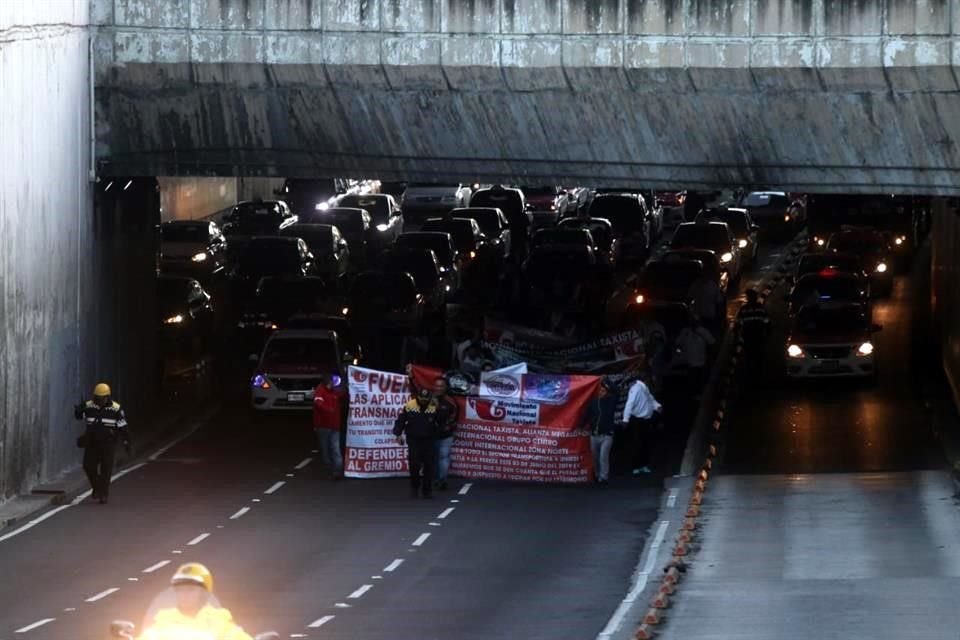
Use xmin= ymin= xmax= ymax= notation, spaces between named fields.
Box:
xmin=94 ymin=0 xmax=960 ymax=193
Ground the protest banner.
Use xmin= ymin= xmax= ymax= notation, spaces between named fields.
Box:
xmin=343 ymin=365 xmax=411 ymax=478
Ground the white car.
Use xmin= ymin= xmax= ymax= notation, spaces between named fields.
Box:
xmin=785 ymin=303 xmax=880 ymax=380
xmin=400 ymin=183 xmax=472 ymax=228
xmin=250 ymin=330 xmax=350 ymax=411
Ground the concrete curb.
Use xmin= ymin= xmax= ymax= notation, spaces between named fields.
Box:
xmin=0 ymin=402 xmax=221 ymax=536
xmin=629 ymin=230 xmax=809 ymax=640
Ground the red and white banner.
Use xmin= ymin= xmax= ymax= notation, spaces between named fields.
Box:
xmin=415 ymin=366 xmax=598 ymax=483
xmin=344 ymin=366 xmax=410 ymax=478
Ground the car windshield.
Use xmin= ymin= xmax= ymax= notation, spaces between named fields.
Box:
xmin=261 ymin=337 xmax=338 ymax=373
xmin=283 ymin=226 xmax=333 ymax=255
xmin=239 ymin=246 xmax=301 ymax=277
xmin=794 ymin=277 xmax=863 ymax=303
xmin=699 ymin=212 xmax=748 ymax=235
xmin=828 ymin=232 xmax=885 ymax=253
xmin=161 ymin=225 xmax=208 ymax=243
xmin=672 ymin=225 xmax=730 ymax=250
xmin=352 ymin=274 xmax=418 ymax=306
xmin=339 ymin=195 xmax=389 ymax=224
xmin=422 ymin=221 xmax=476 ymax=251
xmin=743 ymin=193 xmax=788 ymax=208
xmin=470 ymin=190 xmax=523 ymax=217
xmin=588 ymin=198 xmax=643 ymax=234
xmin=522 ymin=186 xmax=557 ymax=196
xmin=795 ymin=306 xmax=869 ymax=333
xmin=383 ymin=255 xmax=438 ymax=291
xmin=457 ymin=211 xmax=498 ymax=236
xmin=640 ymin=262 xmax=703 ymax=291
xmin=397 ymin=235 xmax=453 ymax=266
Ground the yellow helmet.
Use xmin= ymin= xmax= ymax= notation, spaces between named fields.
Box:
xmin=93 ymin=383 xmax=111 ymax=398
xmin=171 ymin=562 xmax=213 ymax=592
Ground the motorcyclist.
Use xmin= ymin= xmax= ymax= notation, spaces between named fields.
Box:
xmin=139 ymin=563 xmax=253 ymax=640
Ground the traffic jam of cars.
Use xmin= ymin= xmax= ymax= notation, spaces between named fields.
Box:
xmin=156 ymin=183 xmax=922 ymax=413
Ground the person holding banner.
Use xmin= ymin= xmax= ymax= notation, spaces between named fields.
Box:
xmin=622 ymin=372 xmax=663 ymax=476
xmin=585 ymin=379 xmax=621 ymax=485
xmin=313 ymin=374 xmax=346 ymax=480
xmin=432 ymin=377 xmax=460 ymax=491
xmin=393 ymin=388 xmax=441 ymax=499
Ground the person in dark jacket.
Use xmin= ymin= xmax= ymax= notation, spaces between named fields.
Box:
xmin=584 ymin=379 xmax=621 ymax=484
xmin=735 ymin=289 xmax=771 ymax=383
xmin=393 ymin=387 xmax=441 ymax=499
xmin=74 ymin=382 xmax=131 ymax=504
xmin=432 ymin=377 xmax=460 ymax=491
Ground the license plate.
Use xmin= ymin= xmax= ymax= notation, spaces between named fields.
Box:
xmin=287 ymin=393 xmax=305 ymax=402
xmin=820 ymin=360 xmax=839 ymax=372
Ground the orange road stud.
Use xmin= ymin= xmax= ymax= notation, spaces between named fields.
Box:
xmin=712 ymin=419 xmax=721 ymax=431
xmin=703 ymin=458 xmax=713 ymax=470
xmin=690 ymin=490 xmax=704 ymax=505
xmin=663 ymin=566 xmax=682 ymax=584
xmin=698 ymin=468 xmax=709 ymax=481
xmin=686 ymin=504 xmax=700 ymax=517
xmin=680 ymin=517 xmax=698 ymax=531
xmin=651 ymin=590 xmax=671 ymax=609
xmin=672 ymin=541 xmax=690 ymax=557
xmin=694 ymin=479 xmax=707 ymax=493
xmin=643 ymin=608 xmax=663 ymax=625
xmin=634 ymin=623 xmax=657 ymax=639
xmin=709 ymin=444 xmax=718 ymax=457
xmin=677 ymin=529 xmax=696 ymax=544
xmin=659 ymin=580 xmax=676 ymax=595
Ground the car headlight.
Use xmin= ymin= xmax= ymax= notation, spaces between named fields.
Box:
xmin=164 ymin=314 xmax=184 ymax=325
xmin=445 ymin=284 xmax=451 ymax=292
xmin=875 ymin=262 xmax=887 ymax=273
xmin=857 ymin=342 xmax=874 ymax=356
xmin=787 ymin=344 xmax=804 ymax=358
xmin=738 ymin=239 xmax=748 ymax=248
xmin=816 ymin=238 xmax=825 ymax=247
xmin=635 ymin=294 xmax=645 ymax=304
xmin=720 ymin=252 xmax=733 ymax=263
xmin=550 ymin=204 xmax=557 ymax=211
xmin=376 ymin=223 xmax=389 ymax=232
xmin=894 ymin=237 xmax=904 ymax=246
xmin=314 ymin=202 xmax=330 ymax=211
xmin=469 ymin=250 xmax=477 ymax=259
xmin=341 ymin=306 xmax=350 ymax=316
xmin=784 ymin=214 xmax=791 ymax=222
xmin=191 ymin=252 xmax=208 ymax=263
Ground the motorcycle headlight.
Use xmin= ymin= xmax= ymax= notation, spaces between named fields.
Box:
xmin=875 ymin=262 xmax=887 ymax=273
xmin=857 ymin=342 xmax=874 ymax=356
xmin=720 ymin=252 xmax=733 ymax=263
xmin=191 ymin=252 xmax=208 ymax=262
xmin=376 ymin=223 xmax=389 ymax=232
xmin=787 ymin=344 xmax=804 ymax=358
xmin=314 ymin=202 xmax=330 ymax=211
xmin=164 ymin=314 xmax=184 ymax=325
xmin=738 ymin=239 xmax=748 ymax=248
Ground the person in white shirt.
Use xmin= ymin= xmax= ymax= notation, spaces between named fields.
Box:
xmin=622 ymin=372 xmax=663 ymax=475
xmin=675 ymin=314 xmax=716 ymax=393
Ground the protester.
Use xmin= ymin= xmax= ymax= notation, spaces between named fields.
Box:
xmin=393 ymin=387 xmax=441 ymax=499
xmin=735 ymin=289 xmax=771 ymax=383
xmin=622 ymin=371 xmax=663 ymax=475
xmin=675 ymin=314 xmax=716 ymax=393
xmin=312 ymin=374 xmax=345 ymax=480
xmin=432 ymin=377 xmax=460 ymax=491
xmin=687 ymin=272 xmax=724 ymax=337
xmin=585 ymin=379 xmax=621 ymax=484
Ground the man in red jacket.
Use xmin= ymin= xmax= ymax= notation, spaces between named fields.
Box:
xmin=313 ymin=374 xmax=346 ymax=480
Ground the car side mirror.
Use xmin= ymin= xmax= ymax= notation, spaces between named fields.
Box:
xmin=110 ymin=621 xmax=136 ymax=639
xmin=871 ymin=323 xmax=883 ymax=333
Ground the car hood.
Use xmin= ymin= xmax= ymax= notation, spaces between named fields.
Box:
xmin=790 ymin=330 xmax=868 ymax=345
xmin=403 ymin=187 xmax=459 ymax=199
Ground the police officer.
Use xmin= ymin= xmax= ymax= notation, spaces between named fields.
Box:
xmin=74 ymin=383 xmax=131 ymax=504
xmin=393 ymin=388 xmax=441 ymax=499
xmin=735 ymin=289 xmax=771 ymax=383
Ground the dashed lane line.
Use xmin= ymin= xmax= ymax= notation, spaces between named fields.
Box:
xmin=348 ymin=585 xmax=373 ymax=599
xmin=187 ymin=533 xmax=210 ymax=546
xmin=412 ymin=533 xmax=431 ymax=547
xmin=308 ymin=616 xmax=335 ymax=628
xmin=264 ymin=481 xmax=285 ymax=495
xmin=383 ymin=559 xmax=404 ymax=572
xmin=230 ymin=507 xmax=250 ymax=520
xmin=85 ymin=587 xmax=119 ymax=603
xmin=15 ymin=618 xmax=56 ymax=633
xmin=666 ymin=488 xmax=679 ymax=508
xmin=142 ymin=560 xmax=170 ymax=574
xmin=295 ymin=457 xmax=313 ymax=470
xmin=437 ymin=507 xmax=455 ymax=519
xmin=458 ymin=483 xmax=473 ymax=495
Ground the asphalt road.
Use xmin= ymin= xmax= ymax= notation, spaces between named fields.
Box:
xmin=662 ymin=249 xmax=960 ymax=640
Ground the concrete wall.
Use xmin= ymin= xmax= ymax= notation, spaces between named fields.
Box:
xmin=158 ymin=177 xmax=285 ymax=221
xmin=93 ymin=0 xmax=960 ymax=193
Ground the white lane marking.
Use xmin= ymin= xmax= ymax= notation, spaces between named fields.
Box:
xmin=63 ymin=608 xmax=76 ymax=613
xmin=372 ymin=575 xmax=383 ymax=580
xmin=666 ymin=488 xmax=679 ymax=508
xmin=0 ymin=504 xmax=70 ymax=543
xmin=458 ymin=483 xmax=472 ymax=495
xmin=251 ymin=498 xmax=261 ymax=503
xmin=295 ymin=457 xmax=313 ymax=470
xmin=264 ymin=481 xmax=285 ymax=495
xmin=308 ymin=616 xmax=335 ymax=628
xmin=311 ymin=449 xmax=320 ymax=454
xmin=449 ymin=499 xmax=460 ymax=503
xmin=172 ymin=550 xmax=183 ymax=554
xmin=127 ymin=577 xmax=139 ymax=582
xmin=348 ymin=584 xmax=373 ymax=599
xmin=596 ymin=520 xmax=670 ymax=640
xmin=334 ymin=603 xmax=351 ymax=608
xmin=429 ymin=522 xmax=441 ymax=527
xmin=85 ymin=587 xmax=119 ymax=603
xmin=437 ymin=507 xmax=455 ymax=519
xmin=286 ymin=473 xmax=295 ymax=478
xmin=412 ymin=533 xmax=431 ymax=547
xmin=383 ymin=559 xmax=404 ymax=572
xmin=15 ymin=618 xmax=56 ymax=633
xmin=187 ymin=533 xmax=210 ymax=546
xmin=230 ymin=507 xmax=250 ymax=520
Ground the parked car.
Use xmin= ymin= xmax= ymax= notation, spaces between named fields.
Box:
xmin=785 ymin=303 xmax=881 ymax=380
xmin=695 ymin=207 xmax=760 ymax=265
xmin=344 ymin=270 xmax=425 ymax=332
xmin=307 ymin=207 xmax=373 ymax=265
xmin=159 ymin=220 xmax=228 ymax=278
xmin=558 ymin=217 xmax=619 ymax=268
xmin=587 ymin=192 xmax=653 ymax=262
xmin=400 ymin=183 xmax=473 ymax=228
xmin=449 ymin=207 xmax=511 ymax=261
xmin=336 ymin=194 xmax=403 ymax=247
xmin=222 ymin=200 xmax=298 ymax=264
xmin=825 ymin=227 xmax=894 ymax=296
xmin=237 ymin=276 xmax=339 ymax=350
xmin=230 ymin=237 xmax=316 ymax=296
xmin=671 ymin=221 xmax=742 ymax=282
xmin=787 ymin=271 xmax=870 ymax=316
xmin=250 ymin=329 xmax=350 ymax=411
xmin=396 ymin=232 xmax=460 ymax=289
xmin=280 ymin=224 xmax=350 ymax=282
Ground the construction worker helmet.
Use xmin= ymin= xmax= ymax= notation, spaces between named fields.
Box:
xmin=93 ymin=383 xmax=111 ymax=398
xmin=171 ymin=562 xmax=214 ymax=592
